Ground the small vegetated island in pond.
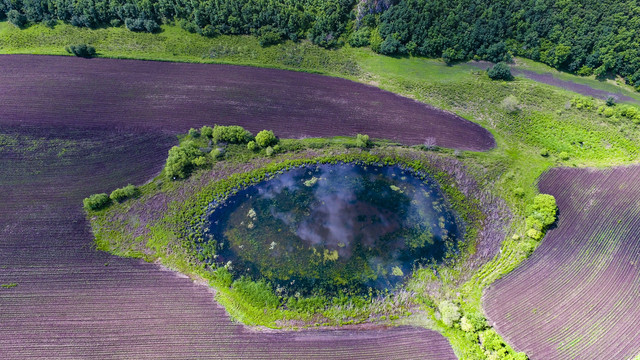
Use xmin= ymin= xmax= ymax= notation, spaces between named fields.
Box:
xmin=205 ymin=163 xmax=461 ymax=296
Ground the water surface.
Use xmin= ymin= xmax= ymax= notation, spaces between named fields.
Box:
xmin=205 ymin=163 xmax=461 ymax=295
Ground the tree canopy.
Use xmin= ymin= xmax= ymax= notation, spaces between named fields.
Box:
xmin=4 ymin=0 xmax=640 ymax=89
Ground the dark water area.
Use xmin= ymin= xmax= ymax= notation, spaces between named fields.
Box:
xmin=204 ymin=163 xmax=461 ymax=296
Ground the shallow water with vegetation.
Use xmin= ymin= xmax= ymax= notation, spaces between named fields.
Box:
xmin=203 ymin=163 xmax=461 ymax=296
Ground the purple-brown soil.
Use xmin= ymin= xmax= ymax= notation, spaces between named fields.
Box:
xmin=0 ymin=54 xmax=494 ymax=151
xmin=483 ymin=166 xmax=640 ymax=360
xmin=0 ymin=54 xmax=462 ymax=359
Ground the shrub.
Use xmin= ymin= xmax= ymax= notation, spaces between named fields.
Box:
xmin=257 ymin=26 xmax=283 ymax=47
xmin=83 ymin=193 xmax=110 ymax=211
xmin=265 ymin=146 xmax=274 ymax=156
xmin=247 ymin=140 xmax=258 ymax=151
xmin=442 ymin=48 xmax=459 ymax=65
xmin=379 ymin=36 xmax=405 ymax=55
xmin=125 ymin=18 xmax=144 ymax=32
xmin=525 ymin=194 xmax=557 ymax=240
xmin=438 ymin=300 xmax=460 ymax=327
xmin=212 ymin=125 xmax=253 ymax=144
xmin=65 ymin=44 xmax=96 ymax=58
xmin=143 ymin=20 xmax=160 ymax=33
xmin=125 ymin=18 xmax=159 ymax=33
xmin=188 ymin=128 xmax=200 ymax=138
xmin=526 ymin=228 xmax=543 ymax=240
xmin=7 ymin=10 xmax=27 ymax=28
xmin=355 ymin=134 xmax=371 ymax=148
xmin=201 ymin=25 xmax=219 ymax=38
xmin=369 ymin=28 xmax=384 ymax=53
xmin=192 ymin=156 xmax=208 ymax=167
xmin=488 ymin=62 xmax=513 ymax=80
xmin=606 ymin=96 xmax=616 ymax=106
xmin=109 ymin=184 xmax=138 ymax=202
xmin=540 ymin=148 xmax=549 ymax=157
xmin=210 ymin=148 xmax=223 ymax=159
xmin=44 ymin=18 xmax=57 ymax=28
xmin=255 ymin=130 xmax=278 ymax=147
xmin=348 ymin=27 xmax=371 ymax=47
xmin=577 ymin=66 xmax=594 ymax=76
xmin=165 ymin=143 xmax=202 ymax=179
xmin=461 ymin=313 xmax=487 ymax=332
xmin=200 ymin=126 xmax=213 ymax=138
xmin=558 ymin=151 xmax=570 ymax=160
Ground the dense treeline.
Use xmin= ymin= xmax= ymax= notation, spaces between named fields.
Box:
xmin=371 ymin=0 xmax=640 ymax=89
xmin=3 ymin=0 xmax=640 ymax=89
xmin=0 ymin=0 xmax=355 ymax=48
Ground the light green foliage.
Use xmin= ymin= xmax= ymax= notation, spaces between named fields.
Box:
xmin=188 ymin=128 xmax=200 ymax=138
xmin=247 ymin=140 xmax=258 ymax=151
xmin=1 ymin=283 xmax=18 ymax=289
xmin=438 ymin=300 xmax=461 ymax=327
xmin=355 ymin=133 xmax=370 ymax=148
xmin=165 ymin=142 xmax=203 ymax=179
xmin=513 ymin=187 xmax=525 ymax=198
xmin=109 ymin=184 xmax=138 ymax=202
xmin=232 ymin=277 xmax=280 ymax=309
xmin=286 ymin=295 xmax=327 ymax=314
xmin=461 ymin=313 xmax=487 ymax=333
xmin=212 ymin=125 xmax=253 ymax=144
xmin=200 ymin=126 xmax=214 ymax=138
xmin=210 ymin=148 xmax=223 ymax=159
xmin=525 ymin=194 xmax=557 ymax=240
xmin=558 ymin=151 xmax=569 ymax=161
xmin=255 ymin=130 xmax=278 ymax=148
xmin=265 ymin=146 xmax=274 ymax=156
xmin=83 ymin=193 xmax=110 ymax=211
xmin=192 ymin=156 xmax=208 ymax=167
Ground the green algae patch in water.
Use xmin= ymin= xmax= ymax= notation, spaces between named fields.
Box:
xmin=203 ymin=163 xmax=461 ymax=296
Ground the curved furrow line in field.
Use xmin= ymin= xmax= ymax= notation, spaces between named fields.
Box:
xmin=0 ymin=106 xmax=458 ymax=356
xmin=484 ymin=166 xmax=640 ymax=360
xmin=0 ymin=54 xmax=495 ymax=151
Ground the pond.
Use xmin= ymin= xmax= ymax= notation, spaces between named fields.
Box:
xmin=203 ymin=163 xmax=462 ymax=296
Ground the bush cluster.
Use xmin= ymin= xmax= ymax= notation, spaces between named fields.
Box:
xmin=525 ymin=194 xmax=557 ymax=240
xmin=7 ymin=9 xmax=27 ymax=28
xmin=210 ymin=125 xmax=253 ymax=144
xmin=109 ymin=184 xmax=138 ymax=202
xmin=254 ymin=130 xmax=278 ymax=148
xmin=83 ymin=193 xmax=110 ymax=211
xmin=65 ymin=44 xmax=96 ymax=58
xmin=165 ymin=142 xmax=205 ymax=179
xmin=355 ymin=134 xmax=371 ymax=148
xmin=488 ymin=62 xmax=513 ymax=81
xmin=438 ymin=302 xmax=527 ymax=359
xmin=124 ymin=18 xmax=159 ymax=33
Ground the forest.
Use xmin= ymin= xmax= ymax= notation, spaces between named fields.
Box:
xmin=2 ymin=0 xmax=640 ymax=86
